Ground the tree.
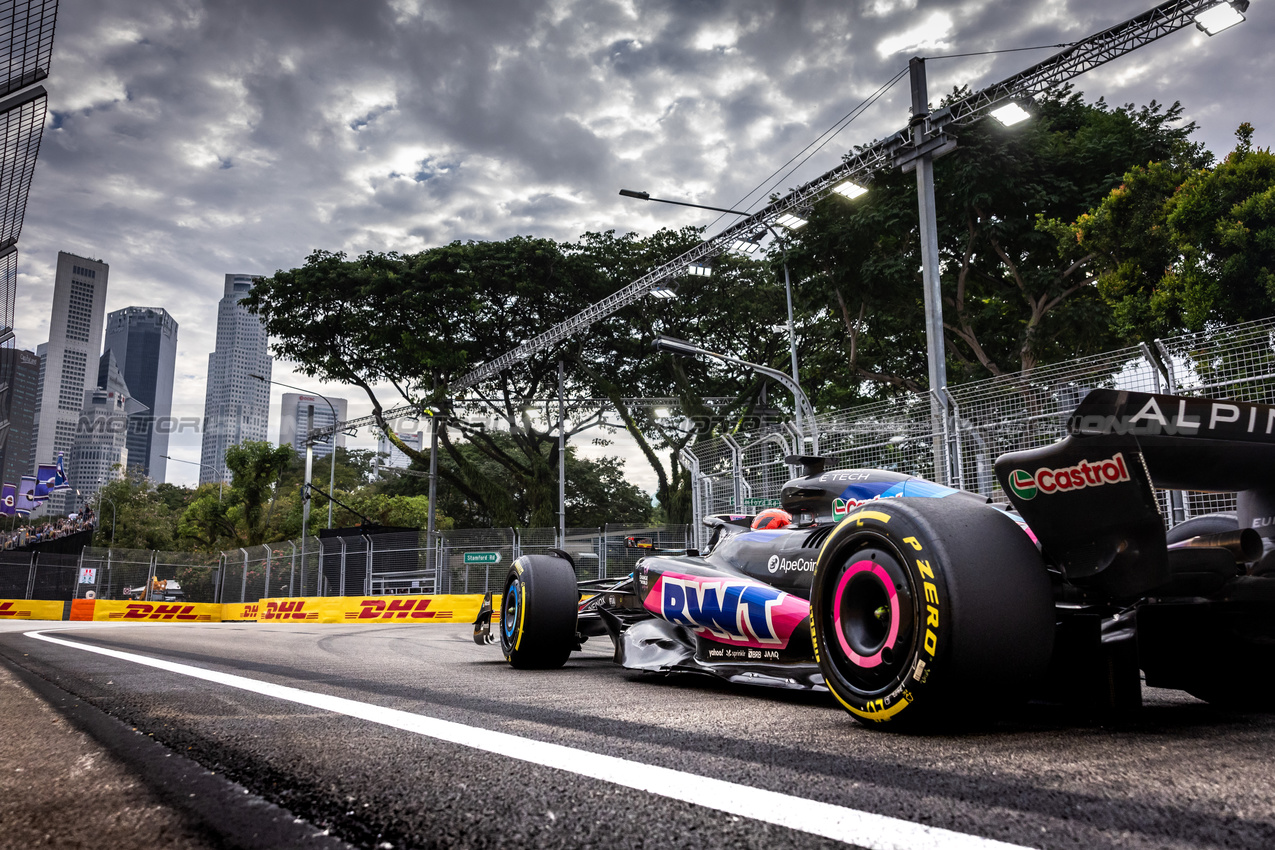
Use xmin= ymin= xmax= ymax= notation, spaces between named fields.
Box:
xmin=93 ymin=472 xmax=194 ymax=550
xmin=789 ymin=88 xmax=1209 ymax=405
xmin=1060 ymin=123 xmax=1275 ymax=341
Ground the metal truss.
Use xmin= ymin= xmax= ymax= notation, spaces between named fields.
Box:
xmin=451 ymin=0 xmax=1226 ymax=393
xmin=305 ymin=396 xmax=746 ymax=443
xmin=0 ymin=85 xmax=45 ymax=250
xmin=0 ymin=0 xmax=57 ymax=100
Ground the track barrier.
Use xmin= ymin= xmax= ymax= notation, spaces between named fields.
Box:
xmin=0 ymin=594 xmax=487 ymax=624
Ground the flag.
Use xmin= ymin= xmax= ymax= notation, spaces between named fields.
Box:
xmin=0 ymin=483 xmax=15 ymax=517
xmin=16 ymin=476 xmax=38 ymax=515
xmin=53 ymin=452 xmax=71 ymax=490
xmin=35 ymin=464 xmax=57 ymax=502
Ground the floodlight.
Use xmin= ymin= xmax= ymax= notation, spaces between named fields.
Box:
xmin=686 ymin=263 xmax=712 ymax=277
xmin=653 ymin=408 xmax=671 ymax=419
xmin=990 ymin=102 xmax=1031 ymax=127
xmin=832 ymin=181 xmax=868 ymax=200
xmin=650 ymin=286 xmax=677 ymax=299
xmin=652 ymin=335 xmax=703 ymax=357
xmin=1195 ymin=1 xmax=1247 ymax=35
xmin=775 ymin=213 xmax=808 ymax=230
xmin=730 ymin=238 xmax=762 ymax=254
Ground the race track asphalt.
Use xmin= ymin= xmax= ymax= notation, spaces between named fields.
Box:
xmin=1 ymin=620 xmax=1273 ymax=850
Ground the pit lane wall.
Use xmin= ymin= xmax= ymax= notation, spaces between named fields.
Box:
xmin=0 ymin=595 xmax=486 ymax=623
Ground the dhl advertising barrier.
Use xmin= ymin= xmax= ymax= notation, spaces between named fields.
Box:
xmin=90 ymin=600 xmax=224 ymax=622
xmin=256 ymin=594 xmax=486 ymax=624
xmin=0 ymin=595 xmax=486 ymax=624
xmin=0 ymin=599 xmax=65 ymax=621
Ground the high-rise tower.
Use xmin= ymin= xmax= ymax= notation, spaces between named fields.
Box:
xmin=279 ymin=393 xmax=348 ymax=459
xmin=103 ymin=306 xmax=178 ymax=482
xmin=199 ymin=274 xmax=271 ymax=485
xmin=31 ymin=252 xmax=109 ymax=504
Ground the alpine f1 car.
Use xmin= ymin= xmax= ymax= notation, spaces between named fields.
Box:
xmin=473 ymin=390 xmax=1275 ymax=726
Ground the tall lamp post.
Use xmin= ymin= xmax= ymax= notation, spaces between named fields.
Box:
xmin=652 ymin=334 xmax=819 ymax=454
xmin=96 ymin=490 xmax=117 ymax=547
xmin=619 ymin=189 xmax=807 ymax=436
xmin=249 ymin=375 xmax=339 ymax=530
xmin=162 ymin=455 xmax=222 ymax=502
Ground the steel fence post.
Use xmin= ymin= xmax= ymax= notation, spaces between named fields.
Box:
xmin=364 ymin=534 xmax=373 ymax=596
xmin=145 ymin=552 xmax=157 ymax=602
xmin=239 ymin=548 xmax=248 ymax=604
xmin=261 ymin=544 xmax=272 ymax=601
xmin=339 ymin=537 xmax=347 ymax=597
xmin=25 ymin=553 xmax=35 ymax=600
xmin=289 ymin=540 xmax=297 ymax=597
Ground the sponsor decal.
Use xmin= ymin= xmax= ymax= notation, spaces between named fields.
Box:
xmin=1008 ymin=453 xmax=1131 ymax=501
xmin=819 ymin=472 xmax=871 ymax=483
xmin=1252 ymin=516 xmax=1275 ymax=529
xmin=0 ymin=600 xmax=65 ymax=620
xmin=766 ymin=554 xmax=817 ymax=574
xmin=106 ymin=603 xmax=214 ymax=621
xmin=703 ymin=646 xmax=781 ymax=662
xmin=346 ymin=598 xmax=450 ymax=621
xmin=262 ymin=599 xmax=319 ymax=621
xmin=644 ymin=571 xmax=809 ymax=649
xmin=833 ymin=493 xmax=902 ymax=519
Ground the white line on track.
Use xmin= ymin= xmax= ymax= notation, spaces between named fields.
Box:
xmin=27 ymin=628 xmax=1029 ymax=850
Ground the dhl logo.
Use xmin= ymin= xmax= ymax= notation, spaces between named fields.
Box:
xmin=262 ymin=600 xmax=319 ymax=621
xmin=108 ymin=603 xmax=210 ymax=621
xmin=0 ymin=601 xmax=32 ymax=618
xmin=242 ymin=604 xmax=259 ymax=617
xmin=346 ymin=598 xmax=451 ymax=621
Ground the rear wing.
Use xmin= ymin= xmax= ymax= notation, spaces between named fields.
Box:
xmin=995 ymin=390 xmax=1275 ymax=598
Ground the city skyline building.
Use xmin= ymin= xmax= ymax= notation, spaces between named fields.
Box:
xmin=279 ymin=392 xmax=348 ymax=459
xmin=0 ymin=348 xmax=40 ymax=487
xmin=377 ymin=430 xmax=424 ymax=470
xmin=199 ymin=274 xmax=271 ymax=485
xmin=104 ymin=306 xmax=178 ymax=482
xmin=31 ymin=252 xmax=109 ymax=512
xmin=70 ymin=351 xmax=142 ymax=505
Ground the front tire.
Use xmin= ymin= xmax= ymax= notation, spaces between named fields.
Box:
xmin=811 ymin=496 xmax=1054 ymax=727
xmin=499 ymin=554 xmax=579 ymax=669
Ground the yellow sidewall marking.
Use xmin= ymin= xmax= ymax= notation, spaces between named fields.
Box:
xmin=514 ymin=579 xmax=527 ymax=652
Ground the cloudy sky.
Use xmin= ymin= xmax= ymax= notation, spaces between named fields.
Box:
xmin=13 ymin=0 xmax=1272 ymax=490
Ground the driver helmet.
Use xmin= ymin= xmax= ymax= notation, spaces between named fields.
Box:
xmin=751 ymin=508 xmax=793 ymax=530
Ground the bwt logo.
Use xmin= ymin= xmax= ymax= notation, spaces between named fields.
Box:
xmin=0 ymin=601 xmax=32 ymax=618
xmin=262 ymin=600 xmax=318 ymax=621
xmin=110 ymin=603 xmax=205 ymax=621
xmin=654 ymin=575 xmax=789 ymax=646
xmin=347 ymin=599 xmax=450 ymax=620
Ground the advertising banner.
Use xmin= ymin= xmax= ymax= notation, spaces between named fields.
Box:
xmin=221 ymin=602 xmax=261 ymax=621
xmin=255 ymin=595 xmax=486 ymax=624
xmin=0 ymin=599 xmax=65 ymax=620
xmin=91 ymin=600 xmax=223 ymax=622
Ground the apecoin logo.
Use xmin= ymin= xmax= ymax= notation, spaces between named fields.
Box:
xmin=1008 ymin=453 xmax=1131 ymax=501
xmin=767 ymin=554 xmax=816 ymax=573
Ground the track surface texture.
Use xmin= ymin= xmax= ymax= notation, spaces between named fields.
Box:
xmin=2 ymin=621 xmax=1273 ymax=850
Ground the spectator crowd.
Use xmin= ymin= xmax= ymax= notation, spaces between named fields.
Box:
xmin=1 ymin=509 xmax=96 ymax=550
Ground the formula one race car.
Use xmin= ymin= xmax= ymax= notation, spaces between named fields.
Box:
xmin=473 ymin=390 xmax=1275 ymax=726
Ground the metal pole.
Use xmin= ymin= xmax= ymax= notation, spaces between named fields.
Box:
xmin=910 ymin=57 xmax=950 ymax=485
xmin=558 ymin=360 xmax=566 ymax=548
xmin=239 ymin=548 xmax=248 ymax=604
xmin=289 ymin=540 xmax=297 ymax=597
xmin=426 ymin=413 xmax=440 ymax=573
xmin=301 ymin=443 xmax=312 ymax=576
xmin=325 ymin=402 xmax=336 ymax=529
xmin=262 ymin=544 xmax=272 ymax=600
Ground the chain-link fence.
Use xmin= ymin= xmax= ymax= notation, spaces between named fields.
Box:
xmin=685 ymin=317 xmax=1275 ymax=545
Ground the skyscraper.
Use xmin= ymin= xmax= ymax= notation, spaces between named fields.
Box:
xmin=103 ymin=306 xmax=178 ymax=482
xmin=31 ymin=252 xmax=109 ymax=507
xmin=200 ymin=274 xmax=271 ymax=485
xmin=71 ymin=351 xmax=143 ymax=504
xmin=0 ymin=348 xmax=40 ymax=486
xmin=279 ymin=393 xmax=348 ymax=459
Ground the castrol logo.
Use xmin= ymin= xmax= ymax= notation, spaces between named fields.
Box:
xmin=1008 ymin=453 xmax=1131 ymax=501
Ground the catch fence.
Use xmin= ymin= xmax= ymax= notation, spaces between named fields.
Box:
xmin=684 ymin=316 xmax=1275 ymax=547
xmin=2 ymin=525 xmax=692 ymax=602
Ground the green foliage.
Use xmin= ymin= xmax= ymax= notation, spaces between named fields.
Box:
xmin=791 ymin=88 xmax=1208 ymax=402
xmin=94 ymin=472 xmax=196 ymax=550
xmin=1066 ymin=123 xmax=1275 ymax=340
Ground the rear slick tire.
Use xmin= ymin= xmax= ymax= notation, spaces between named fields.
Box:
xmin=810 ymin=496 xmax=1054 ymax=728
xmin=499 ymin=554 xmax=579 ymax=669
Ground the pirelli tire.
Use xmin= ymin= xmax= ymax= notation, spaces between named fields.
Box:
xmin=499 ymin=554 xmax=579 ymax=670
xmin=810 ymin=496 xmax=1054 ymax=727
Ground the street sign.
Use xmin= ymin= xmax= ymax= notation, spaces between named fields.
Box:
xmin=78 ymin=567 xmax=97 ymax=584
xmin=742 ymin=498 xmax=780 ymax=508
xmin=463 ymin=552 xmax=502 ymax=565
